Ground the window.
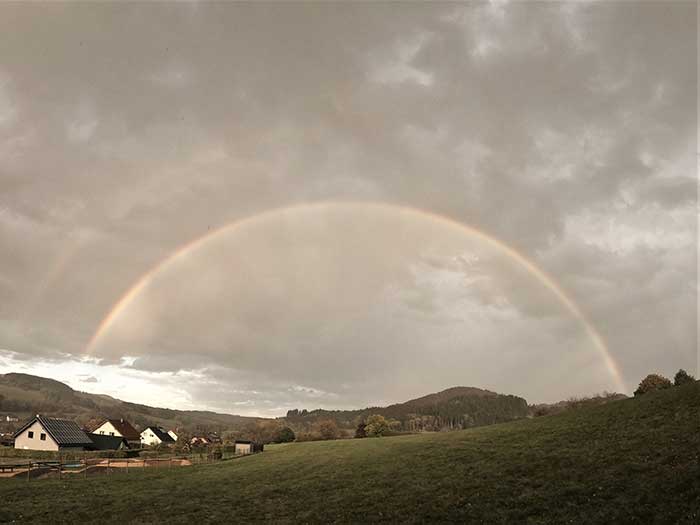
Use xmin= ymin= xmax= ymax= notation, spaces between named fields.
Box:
xmin=109 ymin=432 xmax=114 ymax=436
xmin=40 ymin=433 xmax=46 ymax=441
xmin=28 ymin=431 xmax=34 ymax=439
xmin=100 ymin=431 xmax=105 ymax=435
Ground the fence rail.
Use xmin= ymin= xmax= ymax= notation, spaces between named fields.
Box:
xmin=0 ymin=450 xmax=256 ymax=481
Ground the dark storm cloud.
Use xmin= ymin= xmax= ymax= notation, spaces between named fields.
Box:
xmin=0 ymin=1 xmax=695 ymax=413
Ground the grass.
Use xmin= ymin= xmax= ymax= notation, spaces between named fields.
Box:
xmin=0 ymin=382 xmax=698 ymax=524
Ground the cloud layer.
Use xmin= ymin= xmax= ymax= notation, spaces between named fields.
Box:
xmin=0 ymin=2 xmax=696 ymax=415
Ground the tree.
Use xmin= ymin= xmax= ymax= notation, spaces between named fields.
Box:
xmin=275 ymin=426 xmax=296 ymax=443
xmin=354 ymin=421 xmax=367 ymax=438
xmin=634 ymin=374 xmax=672 ymax=396
xmin=317 ymin=419 xmax=339 ymax=440
xmin=674 ymin=369 xmax=695 ymax=386
xmin=364 ymin=414 xmax=389 ymax=437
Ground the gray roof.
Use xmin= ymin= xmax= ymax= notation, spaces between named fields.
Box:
xmin=86 ymin=433 xmax=129 ymax=451
xmin=14 ymin=415 xmax=93 ymax=446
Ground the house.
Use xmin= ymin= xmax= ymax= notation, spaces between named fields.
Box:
xmin=189 ymin=433 xmax=223 ymax=447
xmin=0 ymin=433 xmax=14 ymax=447
xmin=13 ymin=415 xmax=93 ymax=451
xmin=167 ymin=430 xmax=178 ymax=442
xmin=2 ymin=415 xmax=19 ymax=422
xmin=91 ymin=418 xmax=141 ymax=447
xmin=140 ymin=426 xmax=176 ymax=447
xmin=86 ymin=433 xmax=130 ymax=451
xmin=207 ymin=432 xmax=223 ymax=444
xmin=234 ymin=440 xmax=263 ymax=455
xmin=190 ymin=435 xmax=210 ymax=446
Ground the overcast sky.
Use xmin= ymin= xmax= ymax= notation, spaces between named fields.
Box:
xmin=0 ymin=2 xmax=696 ymax=417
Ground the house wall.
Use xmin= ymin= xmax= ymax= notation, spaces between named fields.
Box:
xmin=14 ymin=421 xmax=59 ymax=451
xmin=94 ymin=421 xmax=120 ymax=437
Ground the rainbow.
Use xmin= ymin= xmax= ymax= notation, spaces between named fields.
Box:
xmin=85 ymin=201 xmax=626 ymax=392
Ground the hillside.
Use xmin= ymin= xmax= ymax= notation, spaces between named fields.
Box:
xmin=0 ymin=380 xmax=697 ymax=523
xmin=286 ymin=386 xmax=529 ymax=433
xmin=0 ymin=373 xmax=263 ymax=435
xmin=0 ymin=373 xmax=531 ymax=439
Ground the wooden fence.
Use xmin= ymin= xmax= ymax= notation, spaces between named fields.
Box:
xmin=0 ymin=450 xmax=256 ymax=481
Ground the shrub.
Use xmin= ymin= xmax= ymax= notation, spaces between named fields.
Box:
xmin=365 ymin=414 xmax=389 ymax=437
xmin=673 ymin=369 xmax=695 ymax=386
xmin=634 ymin=374 xmax=672 ymax=396
xmin=274 ymin=426 xmax=296 ymax=443
xmin=317 ymin=420 xmax=339 ymax=440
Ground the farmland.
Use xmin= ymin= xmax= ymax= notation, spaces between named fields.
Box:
xmin=0 ymin=381 xmax=698 ymax=523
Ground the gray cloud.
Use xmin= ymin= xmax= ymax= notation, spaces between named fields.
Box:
xmin=0 ymin=2 xmax=695 ymax=413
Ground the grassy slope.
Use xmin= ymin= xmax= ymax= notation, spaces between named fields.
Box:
xmin=1 ymin=382 xmax=698 ymax=524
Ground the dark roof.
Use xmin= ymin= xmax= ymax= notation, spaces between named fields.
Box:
xmin=235 ymin=439 xmax=253 ymax=444
xmin=86 ymin=433 xmax=129 ymax=451
xmin=101 ymin=419 xmax=140 ymax=441
xmin=14 ymin=415 xmax=93 ymax=446
xmin=144 ymin=426 xmax=175 ymax=443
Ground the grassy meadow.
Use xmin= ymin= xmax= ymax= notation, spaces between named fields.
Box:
xmin=0 ymin=381 xmax=698 ymax=524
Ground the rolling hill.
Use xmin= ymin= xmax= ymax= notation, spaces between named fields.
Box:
xmin=286 ymin=386 xmax=529 ymax=433
xmin=0 ymin=373 xmax=531 ymax=438
xmin=0 ymin=380 xmax=697 ymax=523
xmin=0 ymin=373 xmax=263 ymax=435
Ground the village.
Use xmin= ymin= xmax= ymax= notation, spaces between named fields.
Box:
xmin=4 ymin=414 xmax=263 ymax=455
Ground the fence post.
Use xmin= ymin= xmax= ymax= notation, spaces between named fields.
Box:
xmin=107 ymin=457 xmax=110 ymax=474
xmin=58 ymin=460 xmax=62 ymax=480
xmin=84 ymin=458 xmax=87 ymax=479
xmin=126 ymin=458 xmax=129 ymax=474
xmin=26 ymin=461 xmax=30 ymax=482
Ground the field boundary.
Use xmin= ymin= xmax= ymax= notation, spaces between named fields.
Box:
xmin=0 ymin=450 xmax=257 ymax=481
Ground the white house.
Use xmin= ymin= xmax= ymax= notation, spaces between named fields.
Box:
xmin=140 ymin=426 xmax=176 ymax=447
xmin=91 ymin=418 xmax=141 ymax=447
xmin=13 ymin=415 xmax=93 ymax=452
xmin=167 ymin=430 xmax=178 ymax=441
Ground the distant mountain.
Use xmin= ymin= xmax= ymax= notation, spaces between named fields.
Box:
xmin=0 ymin=373 xmax=263 ymax=436
xmin=285 ymin=386 xmax=530 ymax=433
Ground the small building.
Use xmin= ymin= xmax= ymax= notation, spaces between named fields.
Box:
xmin=91 ymin=418 xmax=141 ymax=447
xmin=86 ymin=433 xmax=130 ymax=451
xmin=13 ymin=415 xmax=93 ymax=451
xmin=140 ymin=426 xmax=176 ymax=447
xmin=234 ymin=440 xmax=263 ymax=455
xmin=167 ymin=430 xmax=178 ymax=442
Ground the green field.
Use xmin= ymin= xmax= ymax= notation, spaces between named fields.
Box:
xmin=1 ymin=382 xmax=698 ymax=524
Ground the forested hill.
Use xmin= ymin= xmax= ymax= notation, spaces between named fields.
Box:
xmin=285 ymin=386 xmax=529 ymax=432
xmin=1 ymin=373 xmax=532 ymax=438
xmin=0 ymin=373 xmax=263 ymax=434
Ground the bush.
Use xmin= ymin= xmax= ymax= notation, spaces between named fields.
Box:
xmin=634 ymin=374 xmax=672 ymax=396
xmin=317 ymin=420 xmax=339 ymax=440
xmin=673 ymin=369 xmax=695 ymax=386
xmin=365 ymin=415 xmax=390 ymax=437
xmin=274 ymin=427 xmax=296 ymax=443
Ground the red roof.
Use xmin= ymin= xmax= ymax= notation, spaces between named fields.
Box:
xmin=96 ymin=419 xmax=140 ymax=441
